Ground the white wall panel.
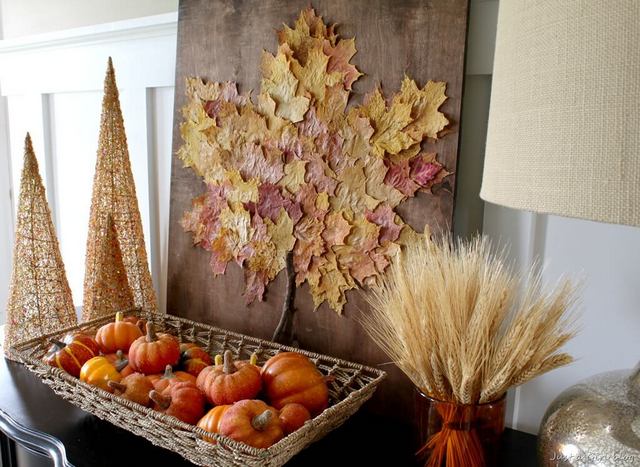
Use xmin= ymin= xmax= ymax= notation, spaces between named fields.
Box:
xmin=147 ymin=86 xmax=175 ymax=313
xmin=484 ymin=206 xmax=640 ymax=434
xmin=6 ymin=94 xmax=48 ymax=210
xmin=51 ymin=90 xmax=102 ymax=305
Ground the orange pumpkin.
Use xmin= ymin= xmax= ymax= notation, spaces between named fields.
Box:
xmin=179 ymin=343 xmax=212 ymax=377
xmin=279 ymin=403 xmax=311 ymax=435
xmin=261 ymin=352 xmax=329 ymax=416
xmin=44 ymin=333 xmax=100 ymax=378
xmin=149 ymin=381 xmax=205 ymax=425
xmin=122 ymin=315 xmax=146 ymax=334
xmin=197 ymin=405 xmax=231 ymax=443
xmin=218 ymin=400 xmax=284 ymax=449
xmin=80 ymin=356 xmax=122 ymax=392
xmin=95 ymin=312 xmax=143 ymax=354
xmin=108 ymin=372 xmax=154 ymax=407
xmin=196 ymin=350 xmax=261 ymax=405
xmin=104 ymin=350 xmax=134 ymax=377
xmin=128 ymin=322 xmax=180 ymax=375
xmin=147 ymin=365 xmax=196 ymax=393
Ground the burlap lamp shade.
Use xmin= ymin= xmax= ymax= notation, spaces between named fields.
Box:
xmin=480 ymin=0 xmax=640 ymax=227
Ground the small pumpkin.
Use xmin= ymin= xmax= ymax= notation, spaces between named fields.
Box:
xmin=261 ymin=352 xmax=329 ymax=416
xmin=95 ymin=312 xmax=143 ymax=354
xmin=44 ymin=333 xmax=100 ymax=378
xmin=179 ymin=343 xmax=212 ymax=377
xmin=147 ymin=364 xmax=196 ymax=393
xmin=197 ymin=405 xmax=231 ymax=443
xmin=218 ymin=400 xmax=284 ymax=449
xmin=279 ymin=403 xmax=311 ymax=435
xmin=104 ymin=350 xmax=134 ymax=377
xmin=149 ymin=381 xmax=205 ymax=425
xmin=196 ymin=350 xmax=261 ymax=405
xmin=80 ymin=356 xmax=122 ymax=392
xmin=108 ymin=372 xmax=154 ymax=407
xmin=128 ymin=322 xmax=180 ymax=375
xmin=122 ymin=315 xmax=146 ymax=334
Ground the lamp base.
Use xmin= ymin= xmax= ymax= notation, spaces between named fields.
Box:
xmin=538 ymin=367 xmax=640 ymax=466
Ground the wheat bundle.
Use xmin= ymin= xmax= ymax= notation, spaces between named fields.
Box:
xmin=362 ymin=234 xmax=578 ymax=405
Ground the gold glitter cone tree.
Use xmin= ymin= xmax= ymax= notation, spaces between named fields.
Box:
xmin=83 ymin=57 xmax=158 ymax=317
xmin=4 ymin=134 xmax=77 ymax=351
xmin=82 ymin=214 xmax=135 ymax=321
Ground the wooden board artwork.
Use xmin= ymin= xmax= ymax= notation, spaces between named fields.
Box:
xmin=168 ymin=0 xmax=469 ymax=421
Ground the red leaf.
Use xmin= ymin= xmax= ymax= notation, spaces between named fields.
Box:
xmin=365 ymin=204 xmax=402 ymax=244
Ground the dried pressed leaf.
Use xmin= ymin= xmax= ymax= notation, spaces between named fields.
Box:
xmin=323 ymin=38 xmax=363 ymax=90
xmin=366 ymin=203 xmax=402 ymax=244
xmin=261 ymin=47 xmax=310 ymax=123
xmin=291 ymin=44 xmax=342 ymax=102
xmin=359 ymin=87 xmax=414 ymax=157
xmin=397 ymin=77 xmax=449 ymax=140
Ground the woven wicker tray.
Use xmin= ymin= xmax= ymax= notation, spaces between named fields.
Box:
xmin=6 ymin=311 xmax=386 ymax=466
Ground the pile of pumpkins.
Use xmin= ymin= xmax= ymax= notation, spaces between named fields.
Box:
xmin=43 ymin=312 xmax=329 ymax=449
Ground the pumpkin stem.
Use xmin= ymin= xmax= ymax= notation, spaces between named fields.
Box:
xmin=249 ymin=353 xmax=258 ymax=366
xmin=115 ymin=311 xmax=123 ymax=322
xmin=223 ymin=350 xmax=235 ymax=374
xmin=149 ymin=390 xmax=171 ymax=410
xmin=108 ymin=380 xmax=127 ymax=393
xmin=163 ymin=364 xmax=174 ymax=378
xmin=49 ymin=339 xmax=66 ymax=349
xmin=145 ymin=322 xmax=157 ymax=343
xmin=251 ymin=410 xmax=273 ymax=431
xmin=214 ymin=354 xmax=223 ymax=366
xmin=114 ymin=351 xmax=129 ymax=372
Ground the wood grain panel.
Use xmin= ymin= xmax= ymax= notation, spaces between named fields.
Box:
xmin=168 ymin=0 xmax=469 ymax=420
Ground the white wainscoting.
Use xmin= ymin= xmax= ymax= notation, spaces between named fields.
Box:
xmin=0 ymin=13 xmax=178 ymax=316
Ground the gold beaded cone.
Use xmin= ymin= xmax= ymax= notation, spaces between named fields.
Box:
xmin=4 ymin=134 xmax=77 ymax=353
xmin=83 ymin=57 xmax=158 ymax=317
xmin=82 ymin=214 xmax=135 ymax=321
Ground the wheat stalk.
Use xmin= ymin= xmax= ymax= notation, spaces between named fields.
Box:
xmin=361 ymin=233 xmax=579 ymax=405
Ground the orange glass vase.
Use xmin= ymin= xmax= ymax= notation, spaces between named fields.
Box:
xmin=415 ymin=389 xmax=506 ymax=467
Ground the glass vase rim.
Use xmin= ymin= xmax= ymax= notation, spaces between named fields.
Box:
xmin=415 ymin=387 xmax=507 ymax=407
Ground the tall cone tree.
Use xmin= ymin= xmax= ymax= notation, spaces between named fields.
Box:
xmin=83 ymin=57 xmax=157 ymax=316
xmin=4 ymin=134 xmax=77 ymax=351
xmin=82 ymin=214 xmax=135 ymax=321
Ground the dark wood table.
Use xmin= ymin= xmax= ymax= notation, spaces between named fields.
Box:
xmin=0 ymin=356 xmax=537 ymax=466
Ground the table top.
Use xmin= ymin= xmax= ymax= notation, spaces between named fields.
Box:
xmin=0 ymin=355 xmax=538 ymax=466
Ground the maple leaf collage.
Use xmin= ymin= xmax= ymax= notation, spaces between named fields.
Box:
xmin=178 ymin=7 xmax=450 ymax=313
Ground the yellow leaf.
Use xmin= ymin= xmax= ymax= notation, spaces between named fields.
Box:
xmin=256 ymin=92 xmax=288 ymax=133
xmin=278 ymin=160 xmax=307 ymax=194
xmin=341 ymin=110 xmax=373 ymax=161
xmin=260 ymin=47 xmax=310 ymax=123
xmin=396 ymin=77 xmax=449 ymax=140
xmin=219 ymin=201 xmax=252 ymax=250
xmin=308 ymin=251 xmax=354 ymax=313
xmin=397 ymin=224 xmax=423 ymax=247
xmin=263 ymin=208 xmax=295 ymax=277
xmin=359 ymin=87 xmax=414 ymax=157
xmin=331 ymin=160 xmax=379 ymax=212
xmin=268 ymin=208 xmax=295 ymax=253
xmin=224 ymin=170 xmax=259 ymax=203
xmin=316 ymin=83 xmax=348 ymax=129
xmin=315 ymin=192 xmax=329 ymax=211
xmin=291 ymin=44 xmax=342 ymax=102
xmin=277 ymin=7 xmax=337 ymax=64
